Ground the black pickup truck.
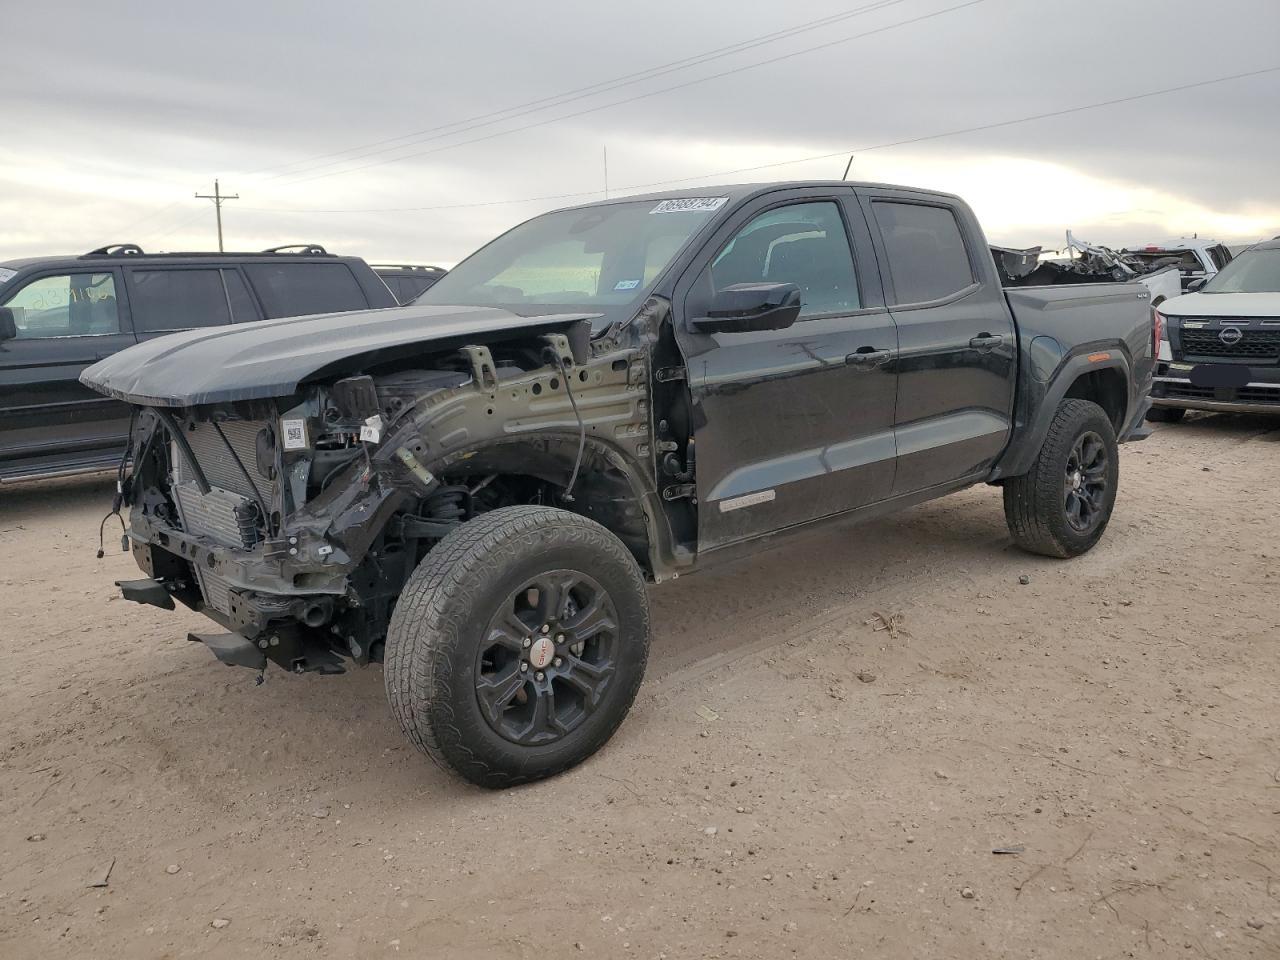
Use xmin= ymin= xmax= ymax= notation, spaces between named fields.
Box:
xmin=83 ymin=181 xmax=1156 ymax=787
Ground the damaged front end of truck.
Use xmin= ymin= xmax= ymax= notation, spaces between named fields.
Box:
xmin=90 ymin=302 xmax=693 ymax=677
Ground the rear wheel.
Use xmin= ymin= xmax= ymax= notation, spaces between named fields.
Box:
xmin=1004 ymin=399 xmax=1119 ymax=558
xmin=384 ymin=505 xmax=650 ymax=788
xmin=1145 ymin=406 xmax=1185 ymax=423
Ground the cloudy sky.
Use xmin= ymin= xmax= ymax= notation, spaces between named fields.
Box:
xmin=4 ymin=0 xmax=1278 ymax=264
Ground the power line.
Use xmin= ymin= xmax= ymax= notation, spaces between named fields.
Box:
xmin=251 ymin=0 xmax=916 ymax=182
xmin=269 ymin=0 xmax=986 ymax=188
xmin=101 ymin=0 xmax=946 ymax=238
xmin=238 ymin=63 xmax=1280 ymax=216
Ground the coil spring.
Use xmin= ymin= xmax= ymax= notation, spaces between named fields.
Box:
xmin=424 ymin=486 xmax=469 ymax=522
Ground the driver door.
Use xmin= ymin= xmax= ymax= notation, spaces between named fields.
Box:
xmin=0 ymin=269 xmax=136 ymax=477
xmin=673 ymin=189 xmax=899 ymax=552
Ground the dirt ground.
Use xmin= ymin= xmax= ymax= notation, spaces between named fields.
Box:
xmin=2 ymin=413 xmax=1279 ymax=960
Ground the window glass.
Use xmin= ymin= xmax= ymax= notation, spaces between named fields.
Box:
xmin=417 ymin=199 xmax=722 ymax=327
xmin=222 ymin=269 xmax=259 ymax=323
xmin=402 ymin=276 xmax=437 ymax=300
xmin=2 ymin=273 xmax=119 ymax=338
xmin=1126 ymin=249 xmax=1203 ymax=274
xmin=486 ymin=240 xmax=604 ymax=300
xmin=130 ymin=269 xmax=231 ymax=332
xmin=245 ymin=262 xmax=367 ymax=318
xmin=1209 ymin=245 xmax=1233 ymax=270
xmin=873 ymin=202 xmax=975 ymax=304
xmin=1201 ymin=248 xmax=1280 ymax=294
xmin=706 ymin=201 xmax=860 ymax=318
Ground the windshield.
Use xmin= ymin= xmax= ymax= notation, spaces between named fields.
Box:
xmin=1201 ymin=248 xmax=1280 ymax=294
xmin=415 ymin=198 xmax=726 ymax=326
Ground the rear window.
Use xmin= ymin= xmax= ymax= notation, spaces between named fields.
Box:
xmin=872 ymin=202 xmax=974 ymax=304
xmin=244 ymin=262 xmax=367 ymax=318
xmin=1127 ymin=250 xmax=1203 ymax=274
xmin=130 ymin=269 xmax=231 ymax=332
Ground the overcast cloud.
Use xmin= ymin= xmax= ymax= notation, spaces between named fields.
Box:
xmin=3 ymin=0 xmax=1278 ymax=264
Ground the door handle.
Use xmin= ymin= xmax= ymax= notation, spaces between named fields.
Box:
xmin=969 ymin=333 xmax=1004 ymax=350
xmin=845 ymin=348 xmax=892 ymax=368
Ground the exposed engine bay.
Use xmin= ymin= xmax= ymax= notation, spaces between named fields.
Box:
xmin=114 ymin=312 xmax=695 ymax=676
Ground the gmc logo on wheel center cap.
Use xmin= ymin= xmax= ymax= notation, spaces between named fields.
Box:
xmin=528 ymin=637 xmax=555 ymax=669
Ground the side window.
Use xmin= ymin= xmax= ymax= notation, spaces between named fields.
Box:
xmin=245 ymin=263 xmax=368 ymax=318
xmin=222 ymin=269 xmax=260 ymax=323
xmin=706 ymin=201 xmax=860 ymax=318
xmin=1209 ymin=245 xmax=1232 ymax=270
xmin=130 ymin=269 xmax=231 ymax=332
xmin=872 ymin=201 xmax=975 ymax=304
xmin=404 ymin=276 xmax=438 ymax=300
xmin=2 ymin=273 xmax=120 ymax=338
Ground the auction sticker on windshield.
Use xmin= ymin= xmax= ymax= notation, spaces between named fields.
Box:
xmin=650 ymin=197 xmax=728 ymax=215
xmin=0 ymin=268 xmax=16 ymax=285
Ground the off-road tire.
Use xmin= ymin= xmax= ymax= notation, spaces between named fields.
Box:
xmin=1145 ymin=406 xmax=1185 ymax=423
xmin=1003 ymin=399 xmax=1119 ymax=558
xmin=384 ymin=505 xmax=650 ymax=788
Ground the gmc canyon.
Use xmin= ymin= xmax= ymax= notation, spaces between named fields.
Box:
xmin=82 ymin=181 xmax=1156 ymax=787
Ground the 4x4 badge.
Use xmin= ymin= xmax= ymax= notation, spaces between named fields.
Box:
xmin=1219 ymin=328 xmax=1243 ymax=345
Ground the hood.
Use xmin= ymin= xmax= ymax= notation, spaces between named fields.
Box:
xmin=80 ymin=304 xmax=595 ymax=407
xmin=1161 ymin=291 xmax=1280 ymax=317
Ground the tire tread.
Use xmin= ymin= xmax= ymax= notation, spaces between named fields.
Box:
xmin=384 ymin=505 xmax=649 ymax=788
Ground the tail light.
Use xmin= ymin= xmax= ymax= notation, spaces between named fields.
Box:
xmin=1153 ymin=308 xmax=1165 ymax=355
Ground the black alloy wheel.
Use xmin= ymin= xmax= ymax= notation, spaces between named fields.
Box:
xmin=475 ymin=571 xmax=619 ymax=746
xmin=1063 ymin=430 xmax=1109 ymax=533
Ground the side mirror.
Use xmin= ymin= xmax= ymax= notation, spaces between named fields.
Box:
xmin=1186 ymin=277 xmax=1208 ymax=293
xmin=0 ymin=307 xmax=16 ymax=341
xmin=691 ymin=282 xmax=802 ymax=334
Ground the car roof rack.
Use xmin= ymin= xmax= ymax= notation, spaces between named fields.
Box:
xmin=85 ymin=243 xmax=144 ymax=257
xmin=261 ymin=244 xmax=329 ymax=255
xmin=370 ymin=263 xmax=446 ymax=272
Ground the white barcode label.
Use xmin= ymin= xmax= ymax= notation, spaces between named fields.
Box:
xmin=359 ymin=414 xmax=384 ymax=444
xmin=281 ymin=418 xmax=308 ymax=451
xmin=650 ymin=197 xmax=728 ymax=215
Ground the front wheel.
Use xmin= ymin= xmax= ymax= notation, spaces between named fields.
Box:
xmin=384 ymin=505 xmax=650 ymax=788
xmin=1003 ymin=399 xmax=1120 ymax=558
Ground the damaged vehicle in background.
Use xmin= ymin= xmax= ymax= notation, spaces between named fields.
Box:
xmin=993 ymin=231 xmax=1182 ymax=309
xmin=1122 ymin=236 xmax=1234 ymax=291
xmin=82 ymin=181 xmax=1156 ymax=787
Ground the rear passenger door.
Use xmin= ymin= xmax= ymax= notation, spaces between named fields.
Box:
xmin=125 ymin=267 xmax=261 ymax=339
xmin=859 ymin=190 xmax=1015 ymax=495
xmin=243 ymin=262 xmax=370 ymax=318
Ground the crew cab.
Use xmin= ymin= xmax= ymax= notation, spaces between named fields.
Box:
xmin=1149 ymin=238 xmax=1280 ymax=420
xmin=82 ymin=182 xmax=1156 ymax=787
xmin=0 ymin=244 xmax=394 ymax=483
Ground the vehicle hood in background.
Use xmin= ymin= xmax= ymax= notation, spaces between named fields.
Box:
xmin=1161 ymin=291 xmax=1280 ymax=317
xmin=80 ymin=305 xmax=595 ymax=407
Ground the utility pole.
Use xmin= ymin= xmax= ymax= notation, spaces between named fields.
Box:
xmin=195 ymin=179 xmax=239 ymax=252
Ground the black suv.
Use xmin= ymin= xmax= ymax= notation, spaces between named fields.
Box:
xmin=0 ymin=243 xmax=395 ymax=483
xmin=371 ymin=264 xmax=447 ymax=304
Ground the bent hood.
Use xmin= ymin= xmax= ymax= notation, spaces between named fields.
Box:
xmin=81 ymin=304 xmax=595 ymax=407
